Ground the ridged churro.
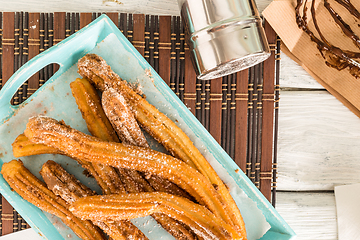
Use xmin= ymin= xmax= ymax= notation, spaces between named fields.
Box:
xmin=102 ymin=86 xmax=193 ymax=200
xmin=70 ymin=77 xmax=148 ymax=240
xmin=77 ymin=53 xmax=246 ymax=237
xmin=40 ymin=160 xmax=96 ymax=203
xmin=71 ymin=79 xmax=149 ymax=198
xmin=70 ymin=78 xmax=119 ymax=142
xmin=24 ymin=116 xmax=234 ymax=231
xmin=12 ymin=78 xmax=195 ymax=239
xmin=72 ymin=77 xmax=194 ymax=239
xmin=40 ymin=160 xmax=146 ymax=240
xmin=102 ymin=87 xmax=196 ymax=239
xmin=12 ymin=133 xmax=59 ymax=158
xmin=1 ymin=160 xmax=106 ymax=240
xmin=102 ymin=87 xmax=149 ymax=148
xmin=70 ymin=77 xmax=125 ymax=195
xmin=11 ymin=133 xmax=113 ymax=195
xmin=70 ymin=192 xmax=241 ymax=240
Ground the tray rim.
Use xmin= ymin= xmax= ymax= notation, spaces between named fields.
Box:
xmin=0 ymin=14 xmax=296 ymax=240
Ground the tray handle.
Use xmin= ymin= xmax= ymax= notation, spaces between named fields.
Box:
xmin=0 ymin=15 xmax=110 ymax=122
xmin=0 ymin=58 xmax=63 ymax=120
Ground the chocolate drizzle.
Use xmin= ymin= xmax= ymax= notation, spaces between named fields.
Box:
xmin=324 ymin=0 xmax=360 ymax=50
xmin=334 ymin=0 xmax=360 ymax=19
xmin=296 ymin=0 xmax=360 ymax=78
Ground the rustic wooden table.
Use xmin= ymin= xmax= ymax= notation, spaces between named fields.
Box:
xmin=2 ymin=0 xmax=360 ymax=239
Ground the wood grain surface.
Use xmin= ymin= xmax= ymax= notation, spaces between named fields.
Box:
xmin=0 ymin=0 xmax=276 ymax=16
xmin=278 ymin=91 xmax=360 ymax=191
xmin=277 ymin=192 xmax=337 ymax=240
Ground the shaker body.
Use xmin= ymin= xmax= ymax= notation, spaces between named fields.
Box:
xmin=178 ymin=0 xmax=270 ymax=80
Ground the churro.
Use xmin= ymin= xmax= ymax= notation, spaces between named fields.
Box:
xmin=102 ymin=86 xmax=192 ymax=200
xmin=24 ymin=116 xmax=234 ymax=230
xmin=77 ymin=53 xmax=246 ymax=237
xmin=70 ymin=78 xmax=119 ymax=142
xmin=40 ymin=160 xmax=96 ymax=204
xmin=102 ymin=87 xmax=149 ymax=148
xmin=70 ymin=77 xmax=148 ymax=239
xmin=70 ymin=192 xmax=241 ymax=240
xmin=40 ymin=160 xmax=146 ymax=240
xmin=12 ymin=133 xmax=59 ymax=158
xmin=14 ymin=126 xmax=197 ymax=239
xmin=11 ymin=133 xmax=113 ymax=195
xmin=1 ymin=160 xmax=106 ymax=240
xmin=70 ymin=78 xmax=125 ymax=195
xmin=102 ymin=87 xmax=196 ymax=239
xmin=71 ymin=79 xmax=148 ymax=197
xmin=12 ymin=78 xmax=195 ymax=239
xmin=72 ymin=77 xmax=193 ymax=239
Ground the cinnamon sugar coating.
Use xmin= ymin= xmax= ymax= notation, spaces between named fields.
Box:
xmin=24 ymin=116 xmax=234 ymax=232
xmin=77 ymin=53 xmax=246 ymax=238
xmin=1 ymin=160 xmax=106 ymax=240
xmin=70 ymin=192 xmax=241 ymax=240
xmin=40 ymin=160 xmax=146 ymax=240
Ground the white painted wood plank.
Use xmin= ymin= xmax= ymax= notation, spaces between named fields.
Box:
xmin=0 ymin=0 xmax=272 ymax=15
xmin=0 ymin=0 xmax=179 ymax=15
xmin=277 ymin=90 xmax=360 ymax=191
xmin=276 ymin=191 xmax=337 ymax=240
xmin=280 ymin=51 xmax=324 ymax=89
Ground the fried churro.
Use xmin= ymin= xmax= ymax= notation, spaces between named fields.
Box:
xmin=40 ymin=160 xmax=146 ymax=240
xmin=102 ymin=86 xmax=197 ymax=239
xmin=77 ymin=53 xmax=246 ymax=237
xmin=102 ymin=87 xmax=149 ymax=148
xmin=1 ymin=160 xmax=106 ymax=240
xmin=13 ymin=134 xmax=197 ymax=240
xmin=72 ymin=78 xmax=196 ymax=240
xmin=70 ymin=77 xmax=148 ymax=240
xmin=102 ymin=86 xmax=193 ymax=199
xmin=13 ymin=78 xmax=196 ymax=239
xmin=11 ymin=133 xmax=113 ymax=195
xmin=70 ymin=192 xmax=241 ymax=240
xmin=24 ymin=116 xmax=234 ymax=230
xmin=40 ymin=160 xmax=96 ymax=203
xmin=70 ymin=78 xmax=125 ymax=195
xmin=70 ymin=78 xmax=119 ymax=142
xmin=71 ymin=79 xmax=148 ymax=198
xmin=12 ymin=133 xmax=59 ymax=158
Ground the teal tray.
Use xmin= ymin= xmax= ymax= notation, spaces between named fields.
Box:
xmin=0 ymin=15 xmax=295 ymax=240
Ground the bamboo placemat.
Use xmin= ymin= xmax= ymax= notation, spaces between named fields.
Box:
xmin=0 ymin=12 xmax=280 ymax=236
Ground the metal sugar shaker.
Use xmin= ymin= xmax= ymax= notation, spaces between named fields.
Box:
xmin=178 ymin=0 xmax=270 ymax=80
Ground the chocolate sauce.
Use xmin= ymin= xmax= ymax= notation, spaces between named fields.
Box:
xmin=296 ymin=0 xmax=360 ymax=78
xmin=334 ymin=0 xmax=360 ymax=19
xmin=324 ymin=0 xmax=360 ymax=49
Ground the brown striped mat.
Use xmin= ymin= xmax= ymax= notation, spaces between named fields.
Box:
xmin=0 ymin=12 xmax=280 ymax=236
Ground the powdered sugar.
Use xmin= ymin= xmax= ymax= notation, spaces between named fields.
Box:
xmin=102 ymin=88 xmax=149 ymax=148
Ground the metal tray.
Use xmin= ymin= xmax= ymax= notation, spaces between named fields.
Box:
xmin=0 ymin=15 xmax=295 ymax=240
